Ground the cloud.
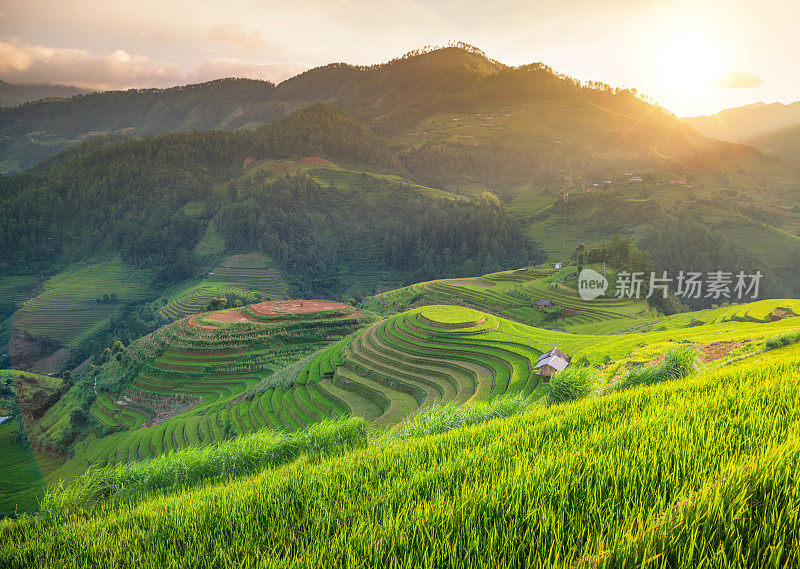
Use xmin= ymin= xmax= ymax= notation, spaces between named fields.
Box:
xmin=141 ymin=30 xmax=169 ymax=43
xmin=715 ymin=70 xmax=764 ymax=89
xmin=0 ymin=40 xmax=309 ymax=90
xmin=0 ymin=40 xmax=181 ymax=89
xmin=191 ymin=58 xmax=309 ymax=84
xmin=210 ymin=24 xmax=266 ymax=49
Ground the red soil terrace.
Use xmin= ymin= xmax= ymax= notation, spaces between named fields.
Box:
xmin=248 ymin=299 xmax=350 ymax=316
xmin=187 ymin=300 xmax=353 ymax=330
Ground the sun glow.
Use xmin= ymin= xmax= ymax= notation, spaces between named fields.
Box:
xmin=654 ymin=30 xmax=728 ymax=114
xmin=660 ymin=32 xmax=725 ymax=88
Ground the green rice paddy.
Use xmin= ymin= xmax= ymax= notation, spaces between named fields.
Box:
xmin=370 ymin=267 xmax=658 ymax=333
xmin=12 ymin=259 xmax=151 ymax=347
xmin=48 ymin=302 xmax=371 ymax=479
xmin=3 ymin=337 xmax=800 ymax=567
xmin=160 ymin=253 xmax=288 ymax=320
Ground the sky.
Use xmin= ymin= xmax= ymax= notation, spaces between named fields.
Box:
xmin=0 ymin=0 xmax=797 ymax=116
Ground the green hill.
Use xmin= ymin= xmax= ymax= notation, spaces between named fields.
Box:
xmin=3 ymin=46 xmax=799 ymax=343
xmin=5 ymin=296 xmax=799 ymax=513
xmin=2 ymin=308 xmax=800 ymax=566
xmin=0 ymin=78 xmax=282 ymax=172
xmin=364 ymin=266 xmax=659 ymax=333
xmin=0 ymin=80 xmax=88 ymax=108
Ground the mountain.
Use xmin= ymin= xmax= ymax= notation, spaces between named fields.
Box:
xmin=683 ymin=101 xmax=800 ymax=141
xmin=0 ymin=80 xmax=88 ymax=108
xmin=746 ymin=124 xmax=800 ymax=168
xmin=0 ymin=45 xmax=789 ymax=179
xmin=683 ymin=101 xmax=800 ymax=167
xmin=2 ymin=45 xmax=800 ymax=376
xmin=0 ymin=78 xmax=287 ymax=172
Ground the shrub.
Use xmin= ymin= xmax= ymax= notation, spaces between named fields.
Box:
xmin=765 ymin=331 xmax=800 ymax=351
xmin=545 ymin=366 xmax=602 ymax=406
xmin=617 ymin=346 xmax=701 ymax=391
xmin=396 ymin=395 xmax=529 ymax=439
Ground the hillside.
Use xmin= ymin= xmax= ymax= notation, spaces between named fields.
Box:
xmin=364 ymin=266 xmax=660 ymax=333
xmin=683 ymin=101 xmax=800 ymax=142
xmin=2 ymin=303 xmax=800 ymax=565
xmin=683 ymin=101 xmax=800 ymax=167
xmin=2 ymin=45 xmax=800 ymax=396
xmin=0 ymin=99 xmax=539 ymax=372
xmin=747 ymin=124 xmax=800 ymax=168
xmin=0 ymin=78 xmax=283 ymax=172
xmin=0 ymin=80 xmax=88 ymax=108
xmin=1 ymin=45 xmax=793 ymax=183
xmin=5 ymin=291 xmax=799 ymax=511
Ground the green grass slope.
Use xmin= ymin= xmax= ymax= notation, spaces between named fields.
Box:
xmin=3 ymin=341 xmax=800 ymax=567
xmin=366 ymin=266 xmax=658 ymax=333
xmin=9 ymin=298 xmax=799 ymax=514
xmin=0 ymin=370 xmax=65 ymax=513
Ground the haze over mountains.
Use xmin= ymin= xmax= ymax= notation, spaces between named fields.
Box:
xmin=0 ymin=45 xmax=787 ymax=175
xmin=683 ymin=101 xmax=800 ymax=166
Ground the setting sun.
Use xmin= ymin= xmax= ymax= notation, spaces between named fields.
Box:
xmin=652 ymin=30 xmax=729 ymax=113
xmin=660 ymin=32 xmax=726 ymax=89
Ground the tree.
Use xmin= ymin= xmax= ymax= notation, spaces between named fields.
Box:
xmin=70 ymin=408 xmax=89 ymax=427
xmin=576 ymin=243 xmax=586 ymax=274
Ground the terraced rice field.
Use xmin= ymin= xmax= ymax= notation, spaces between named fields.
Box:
xmin=32 ymin=298 xmax=800 ymax=501
xmin=65 ymin=301 xmax=370 ymax=470
xmin=161 ymin=253 xmax=288 ymax=320
xmin=12 ymin=260 xmax=151 ymax=346
xmin=655 ymin=298 xmax=800 ymax=330
xmin=293 ymin=306 xmax=546 ymax=430
xmin=374 ymin=268 xmax=655 ymax=333
xmin=159 ymin=283 xmax=260 ymax=319
xmin=0 ymin=276 xmax=35 ymax=304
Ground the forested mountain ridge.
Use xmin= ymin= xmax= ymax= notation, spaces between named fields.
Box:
xmin=0 ymin=78 xmax=288 ymax=172
xmin=0 ymin=80 xmax=89 ymax=108
xmin=1 ymin=44 xmax=790 ymax=180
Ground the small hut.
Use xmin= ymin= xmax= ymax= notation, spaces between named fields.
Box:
xmin=534 ymin=347 xmax=570 ymax=380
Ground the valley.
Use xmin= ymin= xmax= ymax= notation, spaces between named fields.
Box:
xmin=1 ymin=36 xmax=799 ymax=568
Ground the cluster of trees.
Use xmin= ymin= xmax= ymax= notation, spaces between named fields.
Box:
xmin=0 ymin=103 xmax=398 ymax=281
xmin=577 ymin=235 xmax=650 ymax=273
xmin=64 ymin=299 xmax=168 ymax=371
xmin=0 ymin=130 xmax=241 ymax=277
xmin=216 ymin=172 xmax=543 ymax=295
